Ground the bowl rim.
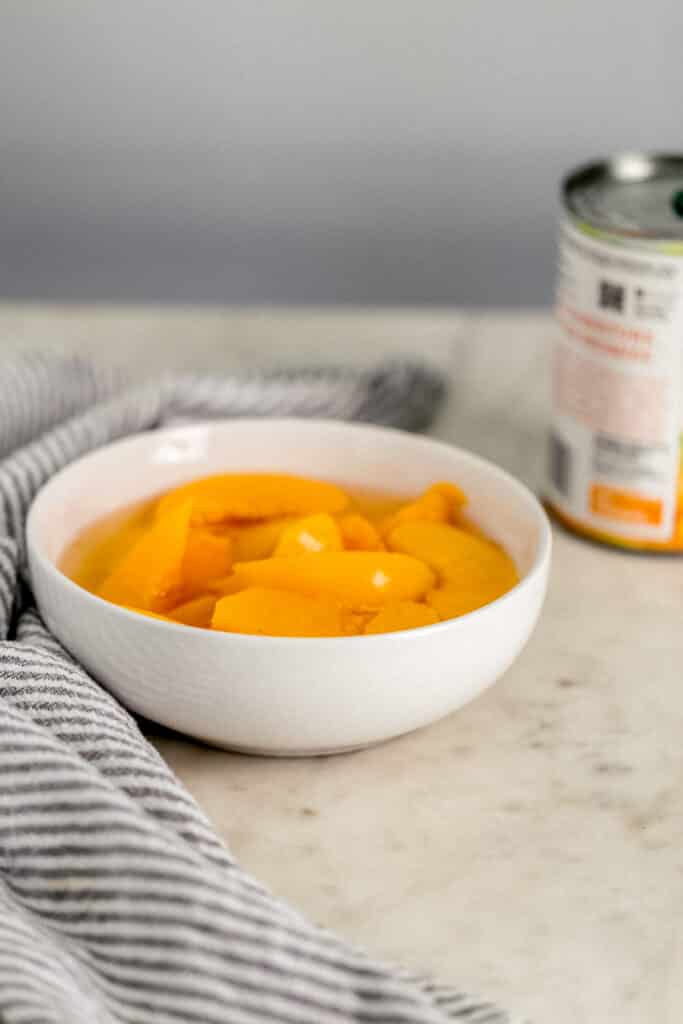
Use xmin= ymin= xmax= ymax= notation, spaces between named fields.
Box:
xmin=26 ymin=417 xmax=552 ymax=647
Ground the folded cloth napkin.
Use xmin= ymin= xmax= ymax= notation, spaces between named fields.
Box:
xmin=0 ymin=352 xmax=515 ymax=1024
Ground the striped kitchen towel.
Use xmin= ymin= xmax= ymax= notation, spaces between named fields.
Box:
xmin=0 ymin=351 xmax=516 ymax=1024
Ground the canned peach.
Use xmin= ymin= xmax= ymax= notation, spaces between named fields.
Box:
xmin=547 ymin=154 xmax=683 ymax=551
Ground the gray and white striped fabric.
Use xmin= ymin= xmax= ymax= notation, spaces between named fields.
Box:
xmin=0 ymin=352 xmax=516 ymax=1024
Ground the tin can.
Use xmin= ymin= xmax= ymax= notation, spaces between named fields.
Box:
xmin=546 ymin=153 xmax=683 ymax=551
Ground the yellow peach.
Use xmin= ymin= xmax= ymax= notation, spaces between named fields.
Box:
xmin=274 ymin=514 xmax=343 ymax=556
xmin=211 ymin=587 xmax=358 ymax=637
xmin=99 ymin=500 xmax=193 ymax=612
xmin=364 ymin=601 xmax=440 ymax=634
xmin=157 ymin=473 xmax=349 ymax=524
xmin=231 ymin=552 xmax=436 ymax=608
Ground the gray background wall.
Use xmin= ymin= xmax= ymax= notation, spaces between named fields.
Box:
xmin=1 ymin=1 xmax=681 ymax=307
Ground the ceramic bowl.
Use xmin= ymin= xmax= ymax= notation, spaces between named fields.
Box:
xmin=27 ymin=418 xmax=551 ymax=755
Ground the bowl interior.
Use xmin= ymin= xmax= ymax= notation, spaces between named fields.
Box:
xmin=29 ymin=419 xmax=545 ymax=581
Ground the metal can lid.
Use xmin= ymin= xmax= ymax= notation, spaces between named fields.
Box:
xmin=564 ymin=153 xmax=683 ymax=241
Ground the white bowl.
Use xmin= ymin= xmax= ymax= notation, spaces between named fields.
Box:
xmin=27 ymin=419 xmax=551 ymax=755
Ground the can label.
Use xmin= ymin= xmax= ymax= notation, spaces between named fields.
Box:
xmin=548 ymin=219 xmax=683 ymax=549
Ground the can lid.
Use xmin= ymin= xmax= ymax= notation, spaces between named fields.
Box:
xmin=564 ymin=153 xmax=683 ymax=240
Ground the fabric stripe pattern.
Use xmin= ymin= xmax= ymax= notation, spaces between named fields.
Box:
xmin=0 ymin=350 xmax=520 ymax=1023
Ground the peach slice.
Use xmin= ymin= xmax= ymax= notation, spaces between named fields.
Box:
xmin=380 ymin=482 xmax=466 ymax=535
xmin=231 ymin=552 xmax=435 ymax=608
xmin=157 ymin=473 xmax=349 ymax=524
xmin=167 ymin=594 xmax=217 ymax=628
xmin=182 ymin=528 xmax=233 ymax=596
xmin=387 ymin=520 xmax=517 ymax=587
xmin=211 ymin=587 xmax=358 ymax=638
xmin=426 ymin=582 xmax=511 ymax=620
xmin=230 ymin=518 xmax=292 ymax=561
xmin=364 ymin=601 xmax=439 ymax=634
xmin=99 ymin=500 xmax=193 ymax=612
xmin=337 ymin=514 xmax=385 ymax=551
xmin=274 ymin=514 xmax=343 ymax=556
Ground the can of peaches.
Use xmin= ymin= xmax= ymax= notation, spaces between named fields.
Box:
xmin=546 ymin=153 xmax=683 ymax=551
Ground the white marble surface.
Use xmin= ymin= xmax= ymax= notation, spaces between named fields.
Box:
xmin=3 ymin=304 xmax=682 ymax=1023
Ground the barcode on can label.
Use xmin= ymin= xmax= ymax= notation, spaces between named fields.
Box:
xmin=549 ymin=433 xmax=572 ymax=498
xmin=548 ymin=219 xmax=683 ymax=546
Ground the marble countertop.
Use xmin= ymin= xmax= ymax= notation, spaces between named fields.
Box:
xmin=2 ymin=304 xmax=681 ymax=1024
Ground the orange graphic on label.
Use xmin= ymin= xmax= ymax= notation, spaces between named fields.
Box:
xmin=590 ymin=484 xmax=663 ymax=526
